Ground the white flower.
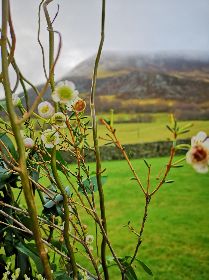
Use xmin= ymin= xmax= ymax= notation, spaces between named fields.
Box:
xmin=79 ymin=270 xmax=91 ymax=280
xmin=52 ymin=80 xmax=79 ymax=104
xmin=85 ymin=234 xmax=94 ymax=244
xmin=41 ymin=129 xmax=60 ymax=148
xmin=38 ymin=101 xmax=55 ymax=119
xmin=12 ymin=93 xmax=21 ymax=106
xmin=67 ymin=97 xmax=86 ymax=112
xmin=23 ymin=137 xmax=34 ymax=149
xmin=51 ymin=112 xmax=66 ymax=128
xmin=186 ymin=131 xmax=209 ymax=173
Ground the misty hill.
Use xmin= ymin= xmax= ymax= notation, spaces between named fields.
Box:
xmin=10 ymin=52 xmax=209 ymax=117
xmin=64 ymin=52 xmax=209 ymax=101
xmin=70 ymin=51 xmax=209 ymax=77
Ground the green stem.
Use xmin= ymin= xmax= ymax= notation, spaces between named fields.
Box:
xmin=129 ymin=195 xmax=150 ymax=266
xmin=1 ymin=1 xmax=53 ymax=279
xmin=43 ymin=0 xmax=55 ymax=91
xmin=51 ymin=147 xmax=78 ymax=279
xmin=90 ymin=0 xmax=109 ymax=279
xmin=44 ymin=2 xmax=77 ymax=276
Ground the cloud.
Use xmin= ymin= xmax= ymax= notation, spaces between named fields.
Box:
xmin=0 ymin=0 xmax=209 ymax=99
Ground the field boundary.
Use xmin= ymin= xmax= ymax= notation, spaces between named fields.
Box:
xmin=61 ymin=139 xmax=189 ymax=162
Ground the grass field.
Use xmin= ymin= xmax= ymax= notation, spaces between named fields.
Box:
xmin=16 ymin=152 xmax=209 ymax=279
xmin=64 ymin=156 xmax=209 ymax=280
xmin=5 ymin=112 xmax=209 ymax=146
xmin=96 ymin=113 xmax=209 ymax=145
xmin=3 ymin=111 xmax=209 ymax=279
xmin=37 ymin=156 xmax=209 ymax=279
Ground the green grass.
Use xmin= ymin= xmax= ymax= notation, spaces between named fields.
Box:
xmin=37 ymin=156 xmax=209 ymax=279
xmin=20 ymin=155 xmax=209 ymax=279
xmin=15 ymin=112 xmax=209 ymax=146
xmin=68 ymin=157 xmax=209 ymax=280
xmin=97 ymin=119 xmax=209 ymax=145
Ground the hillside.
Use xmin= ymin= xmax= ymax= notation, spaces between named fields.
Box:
xmin=3 ymin=52 xmax=209 ymax=117
xmin=65 ymin=52 xmax=209 ymax=101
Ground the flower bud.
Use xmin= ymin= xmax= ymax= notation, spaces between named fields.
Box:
xmin=23 ymin=137 xmax=34 ymax=149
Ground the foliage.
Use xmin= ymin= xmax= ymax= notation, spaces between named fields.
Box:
xmin=0 ymin=0 xmax=208 ymax=280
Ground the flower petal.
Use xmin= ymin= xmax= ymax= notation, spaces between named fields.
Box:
xmin=64 ymin=80 xmax=75 ymax=90
xmin=51 ymin=92 xmax=60 ymax=102
xmin=195 ymin=131 xmax=207 ymax=142
xmin=203 ymin=138 xmax=209 ymax=150
xmin=193 ymin=163 xmax=208 ymax=174
xmin=186 ymin=150 xmax=193 ymax=164
xmin=45 ymin=143 xmax=54 ymax=149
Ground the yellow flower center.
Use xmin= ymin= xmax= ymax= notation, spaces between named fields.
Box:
xmin=41 ymin=105 xmax=50 ymax=113
xmin=57 ymin=86 xmax=73 ymax=101
xmin=46 ymin=132 xmax=56 ymax=143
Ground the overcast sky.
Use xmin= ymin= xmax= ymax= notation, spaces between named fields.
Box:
xmin=1 ymin=0 xmax=209 ymax=99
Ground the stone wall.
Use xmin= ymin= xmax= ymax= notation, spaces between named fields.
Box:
xmin=60 ymin=139 xmax=190 ymax=163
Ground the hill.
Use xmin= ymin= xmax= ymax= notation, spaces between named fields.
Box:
xmin=3 ymin=52 xmax=209 ymax=117
xmin=65 ymin=52 xmax=209 ymax=101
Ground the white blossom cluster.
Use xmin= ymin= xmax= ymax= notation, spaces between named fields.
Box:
xmin=186 ymin=131 xmax=209 ymax=173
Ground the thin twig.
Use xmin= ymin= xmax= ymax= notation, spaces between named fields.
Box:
xmin=37 ymin=0 xmax=48 ymax=79
xmin=100 ymin=119 xmax=146 ymax=195
xmin=90 ymin=0 xmax=110 ymax=278
xmin=17 ymin=29 xmax=62 ymax=124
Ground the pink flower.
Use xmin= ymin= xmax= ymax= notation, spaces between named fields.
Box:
xmin=186 ymin=131 xmax=209 ymax=173
xmin=23 ymin=137 xmax=34 ymax=149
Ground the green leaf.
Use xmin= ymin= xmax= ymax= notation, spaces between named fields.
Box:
xmin=18 ymin=214 xmax=33 ymax=239
xmin=135 ymin=259 xmax=153 ymax=276
xmin=0 ymin=163 xmax=17 ymax=188
xmin=46 ymin=149 xmax=65 ymax=165
xmin=171 ymin=164 xmax=183 ymax=168
xmin=0 ymin=166 xmax=11 ymax=188
xmin=0 ymin=100 xmax=7 ymax=111
xmin=4 ymin=231 xmax=14 ymax=257
xmin=166 ymin=125 xmax=174 ymax=133
xmin=44 ymin=187 xmax=70 ymax=208
xmin=178 ymin=123 xmax=193 ymax=133
xmin=164 ymin=180 xmax=175 ymax=184
xmin=118 ymin=256 xmax=138 ymax=280
xmin=143 ymin=159 xmax=151 ymax=168
xmin=44 ymin=199 xmax=56 ymax=209
xmin=15 ymin=242 xmax=44 ymax=274
xmin=56 ymin=204 xmax=64 ymax=218
xmin=130 ymin=177 xmax=137 ymax=181
xmin=0 ymin=133 xmax=18 ymax=160
xmin=0 ymin=254 xmax=6 ymax=275
xmin=124 ymin=266 xmax=138 ymax=280
xmin=175 ymin=144 xmax=190 ymax=150
xmin=78 ymin=176 xmax=107 ymax=194
xmin=178 ymin=129 xmax=190 ymax=135
xmin=51 ymin=240 xmax=68 ymax=255
xmin=16 ymin=251 xmax=32 ymax=278
xmin=31 ymin=169 xmax=39 ymax=182
xmin=54 ymin=271 xmax=72 ymax=280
